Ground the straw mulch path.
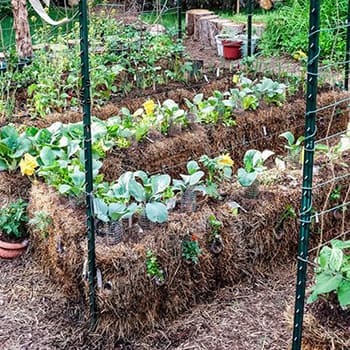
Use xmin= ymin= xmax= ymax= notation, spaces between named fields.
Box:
xmin=1 ymin=252 xmax=295 ymax=349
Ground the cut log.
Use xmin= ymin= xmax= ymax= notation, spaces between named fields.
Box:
xmin=221 ymin=22 xmax=245 ymax=36
xmin=208 ymin=18 xmax=233 ymax=48
xmin=186 ymin=9 xmax=213 ymax=36
xmin=198 ymin=15 xmax=219 ymax=46
xmin=193 ymin=11 xmax=215 ymax=41
xmin=252 ymin=23 xmax=266 ymax=38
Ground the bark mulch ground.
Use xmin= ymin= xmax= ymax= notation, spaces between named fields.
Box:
xmin=0 ymin=253 xmax=295 ymax=349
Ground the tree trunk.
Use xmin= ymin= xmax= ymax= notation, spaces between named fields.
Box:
xmin=11 ymin=0 xmax=33 ymax=59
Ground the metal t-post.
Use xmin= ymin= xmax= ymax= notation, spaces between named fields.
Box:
xmin=292 ymin=1 xmax=320 ymax=349
xmin=247 ymin=0 xmax=253 ymax=56
xmin=79 ymin=0 xmax=97 ymax=329
xmin=344 ymin=0 xmax=350 ymax=90
xmin=177 ymin=0 xmax=182 ymax=39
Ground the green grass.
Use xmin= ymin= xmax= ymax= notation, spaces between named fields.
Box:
xmin=141 ymin=11 xmax=185 ymax=34
xmin=141 ymin=8 xmax=276 ymax=34
xmin=219 ymin=10 xmax=276 ymax=24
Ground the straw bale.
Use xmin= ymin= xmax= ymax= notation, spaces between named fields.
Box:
xmin=28 ymin=181 xmax=86 ymax=298
xmin=209 ymin=90 xmax=349 ymax=169
xmin=82 ymin=204 xmax=247 ymax=339
xmin=0 ymin=171 xmax=31 ymax=207
xmin=102 ymin=126 xmax=211 ymax=180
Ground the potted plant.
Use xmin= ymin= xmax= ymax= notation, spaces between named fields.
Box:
xmin=172 ymin=160 xmax=205 ymax=212
xmin=237 ymin=149 xmax=274 ymax=198
xmin=0 ymin=199 xmax=29 ymax=259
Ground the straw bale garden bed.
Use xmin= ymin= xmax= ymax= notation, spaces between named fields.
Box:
xmin=1 ymin=3 xmax=350 ymax=349
xmin=1 ymin=65 xmax=349 ymax=347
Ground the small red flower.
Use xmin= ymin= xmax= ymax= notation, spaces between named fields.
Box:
xmin=191 ymin=234 xmax=198 ymax=241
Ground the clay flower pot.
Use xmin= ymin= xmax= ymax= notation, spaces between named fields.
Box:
xmin=0 ymin=239 xmax=29 ymax=259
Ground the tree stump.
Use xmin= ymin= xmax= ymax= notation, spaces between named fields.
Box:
xmin=252 ymin=23 xmax=266 ymax=37
xmin=186 ymin=9 xmax=213 ymax=36
xmin=198 ymin=15 xmax=219 ymax=46
xmin=208 ymin=18 xmax=233 ymax=48
xmin=221 ymin=22 xmax=245 ymax=37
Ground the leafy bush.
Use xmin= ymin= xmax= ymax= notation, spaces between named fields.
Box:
xmin=261 ymin=0 xmax=348 ymax=61
xmin=308 ymin=240 xmax=350 ymax=309
xmin=0 ymin=199 xmax=28 ymax=240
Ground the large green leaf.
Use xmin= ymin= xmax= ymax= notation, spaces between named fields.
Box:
xmin=128 ymin=178 xmax=146 ymax=202
xmin=329 ymin=247 xmax=344 ymax=272
xmin=35 ymin=129 xmax=52 ymax=146
xmin=134 ymin=170 xmax=148 ymax=183
xmin=91 ymin=121 xmax=107 ymax=143
xmin=145 ymin=202 xmax=168 ymax=223
xmin=187 ymin=160 xmax=200 ymax=175
xmin=331 ymin=240 xmax=350 ymax=250
xmin=108 ymin=202 xmax=127 ymax=220
xmin=58 ymin=184 xmax=72 ymax=194
xmin=243 ymin=149 xmax=258 ymax=172
xmin=319 ymin=246 xmax=332 ymax=269
xmin=0 ymin=158 xmax=8 ymax=171
xmin=71 ymin=169 xmax=85 ymax=187
xmin=151 ymin=174 xmax=171 ymax=195
xmin=237 ymin=168 xmax=257 ymax=187
xmin=188 ymin=171 xmax=204 ymax=186
xmin=338 ymin=280 xmax=350 ymax=308
xmin=193 ymin=93 xmax=204 ymax=105
xmin=0 ymin=141 xmax=11 ymax=156
xmin=314 ymin=272 xmax=342 ymax=294
xmin=93 ymin=198 xmax=109 ymax=222
xmin=40 ymin=146 xmax=56 ymax=166
xmin=67 ymin=140 xmax=81 ymax=158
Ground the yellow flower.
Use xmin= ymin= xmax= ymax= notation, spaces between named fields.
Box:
xmin=19 ymin=153 xmax=38 ymax=176
xmin=232 ymin=74 xmax=240 ymax=85
xmin=143 ymin=99 xmax=156 ymax=116
xmin=293 ymin=50 xmax=307 ymax=61
xmin=217 ymin=153 xmax=234 ymax=167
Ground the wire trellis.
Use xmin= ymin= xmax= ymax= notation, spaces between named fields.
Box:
xmin=291 ymin=1 xmax=350 ymax=349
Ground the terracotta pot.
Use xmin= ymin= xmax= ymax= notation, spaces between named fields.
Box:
xmin=0 ymin=239 xmax=29 ymax=259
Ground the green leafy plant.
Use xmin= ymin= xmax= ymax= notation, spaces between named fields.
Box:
xmin=146 ymin=249 xmax=165 ymax=283
xmin=156 ymin=99 xmax=188 ymax=135
xmin=182 ymin=234 xmax=202 ymax=264
xmin=28 ymin=211 xmax=52 ymax=238
xmin=237 ymin=149 xmax=274 ymax=187
xmin=208 ymin=214 xmax=223 ymax=240
xmin=255 ymin=77 xmax=287 ymax=106
xmin=308 ymin=240 xmax=350 ymax=309
xmin=111 ymin=171 xmax=171 ymax=223
xmin=172 ymin=160 xmax=205 ymax=194
xmin=330 ymin=186 xmax=342 ymax=202
xmin=0 ymin=199 xmax=28 ymax=240
xmin=0 ymin=125 xmax=32 ymax=172
xmin=279 ymin=131 xmax=304 ymax=162
xmin=199 ymin=154 xmax=233 ymax=198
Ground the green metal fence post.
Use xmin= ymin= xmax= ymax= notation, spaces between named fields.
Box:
xmin=344 ymin=0 xmax=350 ymax=90
xmin=177 ymin=0 xmax=182 ymax=39
xmin=79 ymin=0 xmax=97 ymax=329
xmin=247 ymin=0 xmax=253 ymax=56
xmin=292 ymin=1 xmax=320 ymax=349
